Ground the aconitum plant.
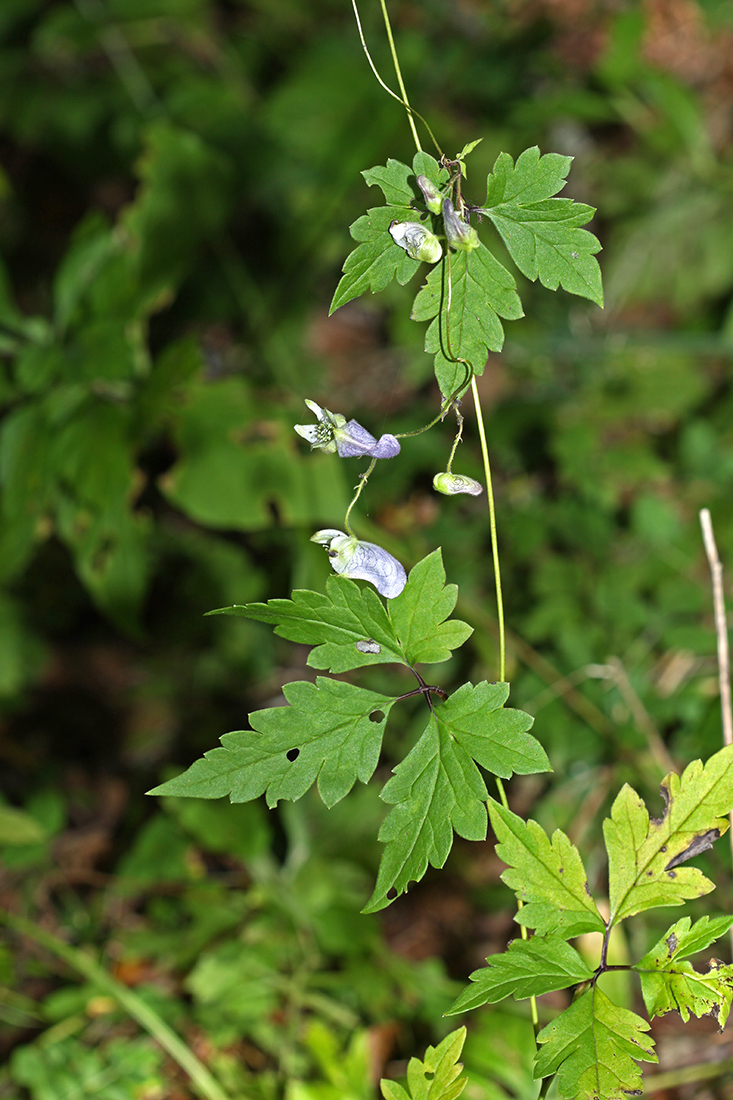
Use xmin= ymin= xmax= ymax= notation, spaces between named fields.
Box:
xmin=152 ymin=4 xmax=733 ymax=1098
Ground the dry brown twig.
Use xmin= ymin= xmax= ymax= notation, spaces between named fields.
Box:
xmin=699 ymin=507 xmax=733 ymax=958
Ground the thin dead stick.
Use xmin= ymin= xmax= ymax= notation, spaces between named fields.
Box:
xmin=699 ymin=507 xmax=733 ymax=960
xmin=700 ymin=509 xmax=733 ymax=746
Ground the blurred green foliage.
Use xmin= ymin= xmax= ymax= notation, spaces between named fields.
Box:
xmin=3 ymin=0 xmax=733 ymax=1096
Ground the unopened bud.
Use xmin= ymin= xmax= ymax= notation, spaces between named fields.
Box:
xmin=389 ymin=221 xmax=442 ymax=264
xmin=442 ymin=198 xmax=479 ymax=253
xmin=433 ymin=472 xmax=483 ymax=496
xmin=416 ymin=175 xmax=444 ymax=215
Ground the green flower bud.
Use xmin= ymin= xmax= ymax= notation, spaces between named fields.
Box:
xmin=442 ymin=198 xmax=479 ymax=253
xmin=416 ymin=174 xmax=444 ymax=215
xmin=433 ymin=472 xmax=483 ymax=496
xmin=389 ymin=221 xmax=442 ymax=264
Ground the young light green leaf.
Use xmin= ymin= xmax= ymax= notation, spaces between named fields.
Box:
xmin=455 ymin=138 xmax=482 ymax=179
xmin=534 ymin=987 xmax=657 ymax=1100
xmin=210 ymin=574 xmax=406 ymax=673
xmin=411 ymin=244 xmax=523 ymax=398
xmin=148 ymin=678 xmax=396 ymax=810
xmin=636 ymin=915 xmax=733 ymax=1028
xmin=605 ymin=743 xmax=733 ymax=924
xmin=388 ymin=549 xmax=473 ymax=664
xmin=365 ymin=687 xmax=543 ymax=913
xmin=488 ymin=800 xmax=606 ymax=937
xmin=382 ymin=1027 xmax=468 ymax=1100
xmin=481 ymin=147 xmax=603 ymax=306
xmin=446 ymin=936 xmax=593 ymax=1015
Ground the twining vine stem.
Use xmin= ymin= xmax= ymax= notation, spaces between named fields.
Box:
xmin=373 ymin=0 xmax=536 ymax=1036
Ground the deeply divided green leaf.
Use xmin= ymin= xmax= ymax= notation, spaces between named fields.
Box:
xmin=365 ymin=686 xmax=543 ymax=912
xmin=605 ymin=743 xmax=733 ymax=924
xmin=447 ymin=937 xmax=593 ymax=1015
xmin=488 ymin=800 xmax=606 ymax=937
xmin=411 ymin=245 xmax=522 ymax=398
xmin=636 ymin=918 xmax=733 ymax=1029
xmin=481 ymin=146 xmax=603 ymax=306
xmin=534 ymin=987 xmax=657 ymax=1100
xmin=381 ymin=1027 xmax=467 ymax=1100
xmin=148 ymin=678 xmax=396 ymax=809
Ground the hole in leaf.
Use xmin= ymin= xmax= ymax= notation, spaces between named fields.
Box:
xmin=386 ymin=887 xmax=397 ymax=900
xmin=369 ymin=710 xmax=385 ymax=723
xmin=424 ymin=1072 xmax=435 ymax=1081
xmin=286 ymin=748 xmax=300 ymax=762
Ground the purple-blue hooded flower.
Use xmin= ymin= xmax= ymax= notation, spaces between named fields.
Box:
xmin=311 ymin=529 xmax=407 ymax=599
xmin=295 ymin=400 xmax=400 ymax=460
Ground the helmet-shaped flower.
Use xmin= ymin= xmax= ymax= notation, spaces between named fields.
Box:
xmin=311 ymin=529 xmax=407 ymax=599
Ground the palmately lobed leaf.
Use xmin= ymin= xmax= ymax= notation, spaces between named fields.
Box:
xmin=388 ymin=549 xmax=473 ymax=664
xmin=364 ymin=713 xmax=489 ymax=913
xmin=481 ymin=146 xmax=603 ymax=307
xmin=148 ymin=678 xmax=396 ymax=810
xmin=210 ymin=574 xmax=406 ymax=673
xmin=330 ymin=204 xmax=420 ymax=313
xmin=211 ymin=549 xmax=474 ymax=673
xmin=365 ymin=686 xmax=543 ymax=913
xmin=489 ymin=800 xmax=606 ymax=937
xmin=605 ymin=743 xmax=733 ymax=924
xmin=446 ymin=936 xmax=593 ymax=1015
xmin=534 ymin=987 xmax=657 ymax=1100
xmin=330 ymin=152 xmax=448 ymax=314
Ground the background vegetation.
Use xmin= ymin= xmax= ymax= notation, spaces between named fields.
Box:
xmin=3 ymin=0 xmax=733 ymax=1096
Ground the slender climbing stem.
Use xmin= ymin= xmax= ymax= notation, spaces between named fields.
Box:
xmin=377 ymin=0 xmax=422 ymax=152
xmin=0 ymin=910 xmax=235 ymax=1100
xmin=350 ymin=0 xmax=443 ymax=156
xmin=344 ymin=457 xmax=377 ymax=534
xmin=364 ymin=3 xmax=538 ymax=1037
xmin=471 ymin=374 xmax=506 ymax=685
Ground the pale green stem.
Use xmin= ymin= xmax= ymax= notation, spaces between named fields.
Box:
xmin=344 ymin=457 xmax=377 ymax=535
xmin=363 ymin=7 xmax=539 ymax=1036
xmin=350 ymin=0 xmax=443 ymax=156
xmin=1 ymin=910 xmax=237 ymax=1100
xmin=444 ymin=408 xmax=464 ymax=473
xmin=377 ymin=0 xmax=422 ymax=152
xmin=470 ymin=375 xmax=506 ymax=684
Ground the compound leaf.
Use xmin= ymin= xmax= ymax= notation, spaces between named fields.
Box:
xmin=605 ymin=743 xmax=733 ymax=924
xmin=534 ymin=987 xmax=657 ymax=1100
xmin=365 ymin=686 xmax=542 ymax=913
xmin=411 ymin=244 xmax=523 ymax=398
xmin=381 ymin=1027 xmax=467 ymax=1100
xmin=387 ymin=549 xmax=473 ymax=665
xmin=481 ymin=147 xmax=603 ymax=306
xmin=148 ymin=678 xmax=396 ymax=810
xmin=446 ymin=936 xmax=593 ymax=1015
xmin=489 ymin=800 xmax=606 ymax=937
xmin=637 ymin=915 xmax=733 ymax=1028
xmin=211 ymin=574 xmax=406 ymax=673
